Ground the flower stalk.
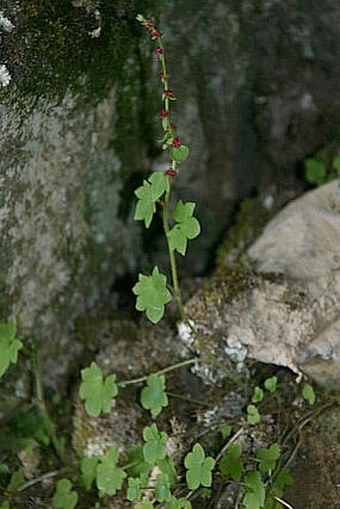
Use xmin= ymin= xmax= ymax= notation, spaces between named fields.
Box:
xmin=135 ymin=15 xmax=243 ymax=389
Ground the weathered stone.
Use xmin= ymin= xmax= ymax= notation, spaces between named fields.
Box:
xmin=180 ymin=182 xmax=340 ymax=389
xmin=3 ymin=0 xmax=340 ymax=353
xmin=0 ymin=1 xmax=152 ymax=345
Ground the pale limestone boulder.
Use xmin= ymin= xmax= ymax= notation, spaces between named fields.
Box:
xmin=180 ymin=181 xmax=340 ymax=389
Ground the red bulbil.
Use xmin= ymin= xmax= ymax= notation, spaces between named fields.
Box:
xmin=164 ymin=90 xmax=173 ymax=97
xmin=166 ymin=168 xmax=176 ymax=177
xmin=165 ymin=123 xmax=176 ymax=132
xmin=146 ymin=19 xmax=153 ymax=31
xmin=151 ymin=30 xmax=161 ymax=38
xmin=155 ymin=48 xmax=164 ymax=55
xmin=160 ymin=109 xmax=168 ymax=119
xmin=172 ymin=137 xmax=181 ymax=148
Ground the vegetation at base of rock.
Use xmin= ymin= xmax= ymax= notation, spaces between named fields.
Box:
xmin=1 ymin=7 xmax=338 ymax=509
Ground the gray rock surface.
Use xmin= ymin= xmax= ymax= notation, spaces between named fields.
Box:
xmin=180 ymin=181 xmax=340 ymax=389
xmin=3 ymin=0 xmax=340 ymax=351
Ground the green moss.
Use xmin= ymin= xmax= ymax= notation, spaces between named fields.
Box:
xmin=5 ymin=0 xmax=158 ymax=106
xmin=209 ymin=264 xmax=258 ymax=305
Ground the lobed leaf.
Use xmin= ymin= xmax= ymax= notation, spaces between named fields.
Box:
xmin=96 ymin=447 xmax=126 ymax=497
xmin=79 ymin=362 xmax=118 ymax=417
xmin=264 ymin=376 xmax=277 ymax=394
xmin=155 ymin=473 xmax=171 ymax=502
xmin=219 ymin=423 xmax=232 ymax=440
xmin=168 ymin=201 xmax=201 ymax=256
xmin=157 ymin=456 xmax=177 ymax=485
xmin=184 ymin=443 xmax=215 ymax=490
xmin=142 ymin=423 xmax=168 ymax=465
xmin=169 ymin=145 xmax=189 ymax=164
xmin=127 ymin=477 xmax=142 ymax=502
xmin=133 ymin=266 xmax=172 ymax=324
xmin=251 ymin=386 xmax=264 ymax=403
xmin=80 ymin=456 xmax=99 ymax=491
xmin=218 ymin=443 xmax=243 ymax=481
xmin=256 ymin=443 xmax=281 ymax=473
xmin=140 ymin=374 xmax=168 ymax=417
xmin=247 ymin=405 xmax=261 ymax=425
xmin=270 ymin=468 xmax=294 ymax=499
xmin=125 ymin=444 xmax=152 ymax=478
xmin=52 ymin=479 xmax=78 ymax=509
xmin=243 ymin=471 xmax=265 ymax=509
xmin=134 ymin=172 xmax=168 ymax=228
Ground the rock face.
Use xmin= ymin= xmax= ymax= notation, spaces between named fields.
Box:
xmin=249 ymin=180 xmax=340 ymax=387
xmin=0 ymin=1 xmax=151 ymax=345
xmin=180 ymin=181 xmax=340 ymax=389
xmin=2 ymin=0 xmax=340 ymax=350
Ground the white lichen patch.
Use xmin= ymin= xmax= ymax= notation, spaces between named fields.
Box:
xmin=0 ymin=11 xmax=14 ymax=32
xmin=0 ymin=64 xmax=11 ymax=87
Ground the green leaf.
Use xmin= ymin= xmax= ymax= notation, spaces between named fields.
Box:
xmin=218 ymin=443 xmax=243 ymax=481
xmin=133 ymin=266 xmax=172 ymax=324
xmin=6 ymin=469 xmax=25 ymax=493
xmin=184 ymin=443 xmax=215 ymax=490
xmin=134 ymin=172 xmax=168 ymax=228
xmin=0 ymin=320 xmax=23 ymax=378
xmin=142 ymin=423 xmax=168 ymax=465
xmin=168 ymin=496 xmax=192 ymax=509
xmin=302 ymin=384 xmax=316 ymax=405
xmin=125 ymin=444 xmax=152 ymax=478
xmin=157 ymin=456 xmax=177 ymax=485
xmin=264 ymin=376 xmax=277 ymax=394
xmin=169 ymin=145 xmax=189 ymax=164
xmin=52 ymin=479 xmax=78 ymax=509
xmin=219 ymin=423 xmax=232 ymax=440
xmin=134 ymin=502 xmax=153 ymax=509
xmin=168 ymin=201 xmax=201 ymax=256
xmin=256 ymin=443 xmax=281 ymax=473
xmin=247 ymin=405 xmax=261 ymax=425
xmin=304 ymin=158 xmax=327 ymax=185
xmin=162 ymin=118 xmax=170 ymax=132
xmin=155 ymin=473 xmax=171 ymax=502
xmin=270 ymin=468 xmax=294 ymax=499
xmin=96 ymin=447 xmax=127 ymax=496
xmin=127 ymin=477 xmax=142 ymax=502
xmin=79 ymin=362 xmax=118 ymax=417
xmin=0 ymin=501 xmax=10 ymax=509
xmin=80 ymin=456 xmax=99 ymax=491
xmin=141 ymin=374 xmax=168 ymax=417
xmin=0 ymin=464 xmax=10 ymax=476
xmin=252 ymin=386 xmax=264 ymax=403
xmin=332 ymin=155 xmax=340 ymax=173
xmin=243 ymin=471 xmax=265 ymax=509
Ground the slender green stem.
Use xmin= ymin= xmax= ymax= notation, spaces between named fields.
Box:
xmin=162 ymin=182 xmax=244 ymax=389
xmin=144 ymin=17 xmax=244 ymax=389
xmin=118 ymin=357 xmax=197 ymax=387
xmin=31 ymin=341 xmax=64 ymax=460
